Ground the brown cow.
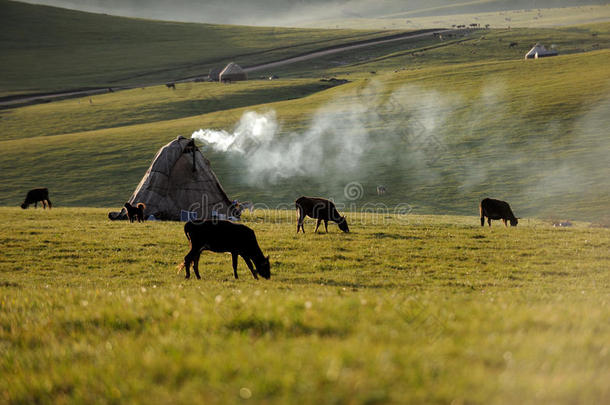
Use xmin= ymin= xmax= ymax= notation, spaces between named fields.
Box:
xmin=479 ymin=198 xmax=519 ymax=227
xmin=296 ymin=196 xmax=349 ymax=233
xmin=21 ymin=188 xmax=52 ymax=209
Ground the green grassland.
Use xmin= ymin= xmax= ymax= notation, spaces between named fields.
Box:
xmin=1 ymin=208 xmax=609 ymax=404
xmin=1 ymin=48 xmax=609 ymax=219
xmin=305 ymin=4 xmax=610 ymax=30
xmin=1 ymin=3 xmax=609 ymax=404
xmin=0 ymin=0 xmax=401 ymax=96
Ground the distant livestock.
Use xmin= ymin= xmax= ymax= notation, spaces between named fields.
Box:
xmin=21 ymin=188 xmax=52 ymax=209
xmin=124 ymin=202 xmax=146 ymax=223
xmin=376 ymin=185 xmax=386 ymax=196
xmin=479 ymin=198 xmax=519 ymax=227
xmin=296 ymin=196 xmax=349 ymax=233
xmin=181 ymin=220 xmax=270 ymax=280
xmin=166 ymin=83 xmax=176 ymax=90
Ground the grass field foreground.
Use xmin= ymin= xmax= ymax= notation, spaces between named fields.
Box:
xmin=1 ymin=208 xmax=608 ymax=403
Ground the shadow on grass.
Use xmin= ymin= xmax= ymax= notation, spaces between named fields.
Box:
xmin=371 ymin=232 xmax=421 ymax=240
xmin=226 ymin=316 xmax=350 ymax=338
xmin=284 ymin=276 xmax=391 ymax=290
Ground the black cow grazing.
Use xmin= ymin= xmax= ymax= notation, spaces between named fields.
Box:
xmin=124 ymin=202 xmax=146 ymax=223
xmin=295 ymin=196 xmax=349 ymax=233
xmin=21 ymin=188 xmax=52 ymax=209
xmin=166 ymin=83 xmax=176 ymax=90
xmin=479 ymin=198 xmax=519 ymax=227
xmin=181 ymin=220 xmax=270 ymax=280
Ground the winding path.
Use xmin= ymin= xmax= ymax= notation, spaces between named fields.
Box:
xmin=0 ymin=28 xmax=452 ymax=108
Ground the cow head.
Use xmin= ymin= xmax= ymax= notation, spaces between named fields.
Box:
xmin=338 ymin=216 xmax=350 ymax=232
xmin=256 ymin=256 xmax=271 ymax=279
xmin=20 ymin=202 xmax=28 ymax=209
xmin=510 ymin=217 xmax=518 ymax=226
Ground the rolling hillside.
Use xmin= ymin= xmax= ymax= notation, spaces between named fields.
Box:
xmin=21 ymin=0 xmax=609 ymax=26
xmin=0 ymin=0 xmax=398 ymax=95
xmin=0 ymin=2 xmax=609 ymax=221
xmin=1 ymin=5 xmax=609 ymax=403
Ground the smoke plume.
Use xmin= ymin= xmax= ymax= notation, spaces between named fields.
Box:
xmin=191 ymin=80 xmax=609 ymax=217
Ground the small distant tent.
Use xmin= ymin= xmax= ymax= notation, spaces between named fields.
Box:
xmin=525 ymin=43 xmax=557 ymax=59
xmin=219 ymin=62 xmax=247 ymax=82
xmin=109 ymin=136 xmax=234 ymax=221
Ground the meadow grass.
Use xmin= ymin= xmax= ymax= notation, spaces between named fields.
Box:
xmin=1 ymin=50 xmax=608 ymax=219
xmin=0 ymin=79 xmax=344 ymax=141
xmin=304 ymin=5 xmax=610 ymax=30
xmin=0 ymin=207 xmax=608 ymax=404
xmin=0 ymin=0 xmax=398 ymax=96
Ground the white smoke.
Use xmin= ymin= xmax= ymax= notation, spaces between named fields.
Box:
xmin=191 ymin=80 xmax=609 ymax=217
xmin=191 ymin=82 xmax=456 ymax=187
xmin=191 ymin=111 xmax=277 ymax=154
xmin=191 ymin=88 xmax=379 ymax=184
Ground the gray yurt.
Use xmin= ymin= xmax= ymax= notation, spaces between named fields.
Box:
xmin=219 ymin=62 xmax=247 ymax=82
xmin=110 ymin=136 xmax=234 ymax=221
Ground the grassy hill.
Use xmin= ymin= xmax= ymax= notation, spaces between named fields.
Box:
xmin=1 ymin=4 xmax=609 ymax=404
xmin=1 ymin=208 xmax=608 ymax=404
xmin=22 ymin=0 xmax=609 ymax=27
xmin=0 ymin=0 xmax=398 ymax=96
xmin=1 ymin=3 xmax=609 ymax=221
xmin=1 ymin=50 xmax=608 ymax=220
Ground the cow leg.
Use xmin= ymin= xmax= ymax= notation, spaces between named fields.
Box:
xmin=193 ymin=252 xmax=201 ymax=280
xmin=42 ymin=200 xmax=47 ymax=209
xmin=183 ymin=245 xmax=201 ymax=279
xmin=34 ymin=201 xmax=37 ymax=208
xmin=183 ymin=253 xmax=192 ymax=279
xmin=243 ymin=257 xmax=258 ymax=280
xmin=488 ymin=218 xmax=492 ymax=227
xmin=502 ymin=219 xmax=507 ymax=227
xmin=324 ymin=220 xmax=328 ymax=233
xmin=480 ymin=216 xmax=485 ymax=227
xmin=47 ymin=199 xmax=52 ymax=209
xmin=232 ymin=252 xmax=239 ymax=279
xmin=296 ymin=209 xmax=304 ymax=233
xmin=314 ymin=218 xmax=322 ymax=233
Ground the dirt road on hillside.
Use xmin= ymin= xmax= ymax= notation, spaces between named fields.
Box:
xmin=0 ymin=29 xmax=451 ymax=108
xmin=243 ymin=29 xmax=450 ymax=73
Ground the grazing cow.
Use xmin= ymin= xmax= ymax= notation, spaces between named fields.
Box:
xmin=479 ymin=198 xmax=519 ymax=227
xmin=181 ymin=220 xmax=270 ymax=280
xmin=124 ymin=202 xmax=146 ymax=223
xmin=21 ymin=188 xmax=52 ymax=209
xmin=295 ymin=196 xmax=349 ymax=233
xmin=376 ymin=185 xmax=386 ymax=196
xmin=166 ymin=83 xmax=176 ymax=90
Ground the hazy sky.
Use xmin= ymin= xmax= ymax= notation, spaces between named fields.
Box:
xmin=19 ymin=0 xmax=608 ymax=26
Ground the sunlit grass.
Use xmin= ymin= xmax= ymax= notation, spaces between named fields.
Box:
xmin=0 ymin=208 xmax=608 ymax=404
xmin=1 ymin=50 xmax=608 ymax=219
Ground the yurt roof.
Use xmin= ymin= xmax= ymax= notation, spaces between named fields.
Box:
xmin=220 ymin=62 xmax=245 ymax=76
